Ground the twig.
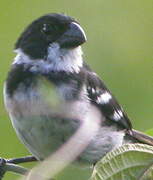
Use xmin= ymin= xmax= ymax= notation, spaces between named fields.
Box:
xmin=0 ymin=160 xmax=28 ymax=180
xmin=7 ymin=156 xmax=37 ymax=164
xmin=4 ymin=163 xmax=28 ymax=175
xmin=0 ymin=156 xmax=37 ymax=180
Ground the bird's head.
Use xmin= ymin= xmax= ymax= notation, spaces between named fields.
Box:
xmin=15 ymin=13 xmax=87 ymax=60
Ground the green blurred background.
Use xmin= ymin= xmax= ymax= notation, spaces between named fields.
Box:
xmin=0 ymin=0 xmax=153 ymax=179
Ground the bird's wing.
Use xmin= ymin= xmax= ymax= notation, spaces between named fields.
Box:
xmin=83 ymin=64 xmax=132 ymax=130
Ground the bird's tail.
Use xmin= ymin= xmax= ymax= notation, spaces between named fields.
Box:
xmin=126 ymin=129 xmax=153 ymax=146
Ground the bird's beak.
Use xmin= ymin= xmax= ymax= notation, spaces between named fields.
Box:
xmin=57 ymin=22 xmax=87 ymax=48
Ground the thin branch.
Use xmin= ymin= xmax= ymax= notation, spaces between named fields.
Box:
xmin=4 ymin=163 xmax=29 ymax=175
xmin=0 ymin=156 xmax=37 ymax=180
xmin=7 ymin=156 xmax=37 ymax=164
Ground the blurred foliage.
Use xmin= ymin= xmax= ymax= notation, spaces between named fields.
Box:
xmin=0 ymin=0 xmax=153 ymax=179
xmin=91 ymin=144 xmax=153 ymax=180
xmin=145 ymin=129 xmax=153 ymax=137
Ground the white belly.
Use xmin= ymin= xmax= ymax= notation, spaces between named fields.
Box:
xmin=10 ymin=113 xmax=81 ymax=160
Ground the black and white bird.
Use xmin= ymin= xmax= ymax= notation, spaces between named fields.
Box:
xmin=4 ymin=13 xmax=153 ymax=164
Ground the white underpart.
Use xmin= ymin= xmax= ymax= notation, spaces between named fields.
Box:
xmin=97 ymin=91 xmax=112 ymax=104
xmin=13 ymin=43 xmax=83 ymax=73
xmin=112 ymin=110 xmax=123 ymax=121
xmin=91 ymin=88 xmax=95 ymax=94
xmin=47 ymin=43 xmax=83 ymax=73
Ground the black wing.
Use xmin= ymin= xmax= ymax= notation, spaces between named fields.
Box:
xmin=83 ymin=64 xmax=132 ymax=130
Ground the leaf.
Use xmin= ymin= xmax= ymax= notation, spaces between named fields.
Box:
xmin=91 ymin=143 xmax=153 ymax=180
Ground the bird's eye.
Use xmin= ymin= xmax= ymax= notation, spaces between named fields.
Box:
xmin=41 ymin=24 xmax=52 ymax=35
xmin=41 ymin=23 xmax=59 ymax=35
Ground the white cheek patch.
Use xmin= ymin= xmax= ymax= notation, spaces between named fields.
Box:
xmin=13 ymin=43 xmax=83 ymax=74
xmin=112 ymin=110 xmax=123 ymax=121
xmin=97 ymin=91 xmax=112 ymax=104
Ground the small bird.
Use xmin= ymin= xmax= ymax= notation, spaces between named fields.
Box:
xmin=4 ymin=13 xmax=153 ymax=164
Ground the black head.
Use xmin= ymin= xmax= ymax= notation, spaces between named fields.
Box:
xmin=15 ymin=13 xmax=86 ymax=59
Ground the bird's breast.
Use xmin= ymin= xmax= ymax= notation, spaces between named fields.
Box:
xmin=4 ymin=79 xmax=89 ymax=159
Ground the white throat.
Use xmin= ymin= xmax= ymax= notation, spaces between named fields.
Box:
xmin=13 ymin=43 xmax=83 ymax=73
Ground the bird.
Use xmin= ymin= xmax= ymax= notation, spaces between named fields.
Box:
xmin=3 ymin=13 xmax=153 ymax=164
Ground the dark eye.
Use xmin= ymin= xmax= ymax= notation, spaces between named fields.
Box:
xmin=41 ymin=24 xmax=52 ymax=35
xmin=41 ymin=23 xmax=60 ymax=35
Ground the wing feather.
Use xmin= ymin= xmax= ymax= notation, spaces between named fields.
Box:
xmin=84 ymin=65 xmax=132 ymax=130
